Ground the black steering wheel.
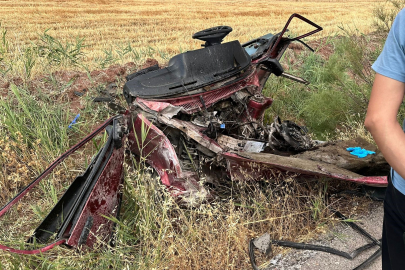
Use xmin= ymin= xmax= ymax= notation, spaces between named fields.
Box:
xmin=192 ymin=26 xmax=232 ymax=47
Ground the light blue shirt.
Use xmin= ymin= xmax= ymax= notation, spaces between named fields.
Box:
xmin=372 ymin=8 xmax=405 ymax=195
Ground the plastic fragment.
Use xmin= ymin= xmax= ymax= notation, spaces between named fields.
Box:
xmin=346 ymin=147 xmax=375 ymax=158
xmin=252 ymin=233 xmax=271 ymax=255
xmin=68 ymin=114 xmax=80 ymax=129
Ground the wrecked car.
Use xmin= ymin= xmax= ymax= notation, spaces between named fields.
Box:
xmin=123 ymin=13 xmax=388 ymax=203
xmin=0 ymin=13 xmax=388 ymax=254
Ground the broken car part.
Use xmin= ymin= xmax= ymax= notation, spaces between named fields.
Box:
xmin=123 ymin=13 xmax=387 ymax=204
xmin=0 ymin=115 xmax=129 ymax=253
xmin=0 ymin=13 xmax=389 ymax=254
xmin=249 ymin=211 xmax=382 ymax=270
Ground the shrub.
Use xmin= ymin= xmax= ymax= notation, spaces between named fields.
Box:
xmin=373 ymin=0 xmax=405 ymax=35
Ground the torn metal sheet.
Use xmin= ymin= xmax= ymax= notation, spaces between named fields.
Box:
xmin=0 ymin=115 xmax=126 ymax=254
xmin=127 ymin=113 xmax=210 ymax=201
xmin=137 ymin=98 xmax=184 ymax=118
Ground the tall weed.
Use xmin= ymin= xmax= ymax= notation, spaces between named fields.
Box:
xmin=37 ymin=29 xmax=87 ymax=67
xmin=0 ymin=84 xmax=71 ymax=159
xmin=0 ymin=23 xmax=8 ymax=56
xmin=266 ymin=27 xmax=384 ymax=139
xmin=23 ymin=47 xmax=36 ymax=79
xmin=373 ymin=0 xmax=405 ymax=35
xmin=0 ymin=23 xmax=11 ymax=75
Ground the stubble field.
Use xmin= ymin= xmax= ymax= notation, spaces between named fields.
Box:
xmin=1 ymin=0 xmax=383 ymax=71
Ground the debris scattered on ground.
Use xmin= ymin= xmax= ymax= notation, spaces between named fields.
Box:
xmin=68 ymin=113 xmax=80 ymax=129
xmin=264 ymin=202 xmax=383 ymax=270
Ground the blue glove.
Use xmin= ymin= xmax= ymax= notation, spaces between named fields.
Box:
xmin=68 ymin=113 xmax=80 ymax=129
xmin=346 ymin=147 xmax=375 ymax=158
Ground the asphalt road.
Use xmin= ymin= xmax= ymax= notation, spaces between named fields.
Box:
xmin=265 ymin=201 xmax=383 ymax=270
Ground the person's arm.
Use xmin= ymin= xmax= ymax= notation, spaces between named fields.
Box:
xmin=365 ymin=73 xmax=405 ymax=178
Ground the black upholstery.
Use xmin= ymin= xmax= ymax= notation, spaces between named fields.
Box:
xmin=123 ymin=40 xmax=250 ymax=100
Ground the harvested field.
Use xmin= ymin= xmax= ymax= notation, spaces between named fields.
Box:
xmin=0 ymin=0 xmax=384 ymax=70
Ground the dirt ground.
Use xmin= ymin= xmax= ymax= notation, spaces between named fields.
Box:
xmin=0 ymin=58 xmax=159 ymax=113
xmin=265 ymin=201 xmax=383 ymax=270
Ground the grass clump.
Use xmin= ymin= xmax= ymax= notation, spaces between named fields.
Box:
xmin=0 ymin=84 xmax=71 ymax=158
xmin=37 ymin=30 xmax=87 ymax=68
xmin=0 ymin=132 xmax=42 ymax=199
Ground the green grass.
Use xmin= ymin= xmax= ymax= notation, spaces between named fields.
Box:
xmin=0 ymin=84 xmax=71 ymax=158
xmin=265 ymin=27 xmax=385 ymax=140
xmin=0 ymin=1 xmax=401 ymax=268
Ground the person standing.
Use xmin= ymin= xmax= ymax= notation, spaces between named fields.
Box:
xmin=365 ymin=8 xmax=405 ymax=270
